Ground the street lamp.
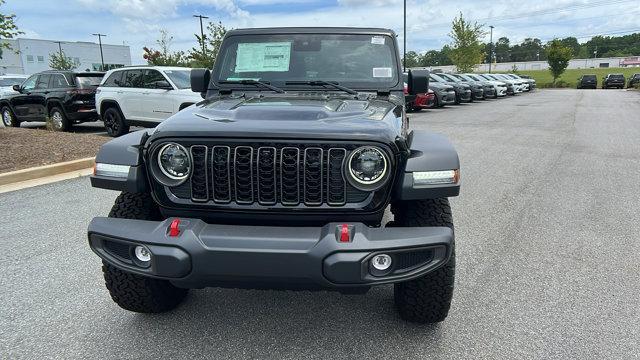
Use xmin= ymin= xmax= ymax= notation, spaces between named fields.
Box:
xmin=193 ymin=14 xmax=209 ymax=55
xmin=488 ymin=25 xmax=494 ymax=73
xmin=92 ymin=33 xmax=106 ymax=71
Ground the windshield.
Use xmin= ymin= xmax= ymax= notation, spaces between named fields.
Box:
xmin=214 ymin=33 xmax=399 ymax=90
xmin=609 ymin=74 xmax=624 ymax=79
xmin=467 ymin=74 xmax=482 ymax=81
xmin=164 ymin=69 xmax=191 ymax=89
xmin=440 ymin=74 xmax=460 ymax=82
xmin=430 ymin=74 xmax=449 ymax=83
xmin=75 ymin=75 xmax=104 ymax=88
xmin=0 ymin=78 xmax=26 ymax=87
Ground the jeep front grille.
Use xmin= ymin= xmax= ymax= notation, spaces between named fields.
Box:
xmin=179 ymin=144 xmax=363 ymax=207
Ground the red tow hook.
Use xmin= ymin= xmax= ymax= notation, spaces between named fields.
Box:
xmin=169 ymin=219 xmax=181 ymax=237
xmin=339 ymin=223 xmax=351 ymax=243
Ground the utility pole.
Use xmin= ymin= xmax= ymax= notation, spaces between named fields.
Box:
xmin=92 ymin=33 xmax=106 ymax=71
xmin=193 ymin=15 xmax=209 ymax=55
xmin=403 ymin=0 xmax=406 ymax=72
xmin=488 ymin=25 xmax=494 ymax=73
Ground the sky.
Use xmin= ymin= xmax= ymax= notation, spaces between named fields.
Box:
xmin=5 ymin=0 xmax=640 ymax=64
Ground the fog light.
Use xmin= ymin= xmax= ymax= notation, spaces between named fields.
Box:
xmin=371 ymin=254 xmax=392 ymax=271
xmin=134 ymin=246 xmax=151 ymax=262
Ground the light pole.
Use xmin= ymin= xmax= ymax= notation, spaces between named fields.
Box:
xmin=55 ymin=41 xmax=63 ymax=57
xmin=92 ymin=33 xmax=106 ymax=71
xmin=488 ymin=25 xmax=494 ymax=73
xmin=193 ymin=15 xmax=209 ymax=55
xmin=403 ymin=0 xmax=406 ymax=72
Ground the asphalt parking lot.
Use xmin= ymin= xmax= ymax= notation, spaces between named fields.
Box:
xmin=1 ymin=89 xmax=639 ymax=359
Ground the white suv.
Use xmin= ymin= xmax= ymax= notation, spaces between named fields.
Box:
xmin=96 ymin=66 xmax=202 ymax=137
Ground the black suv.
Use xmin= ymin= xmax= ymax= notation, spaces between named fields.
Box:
xmin=577 ymin=74 xmax=597 ymax=89
xmin=602 ymin=73 xmax=625 ymax=89
xmin=628 ymin=73 xmax=640 ymax=88
xmin=88 ymin=28 xmax=460 ymax=323
xmin=0 ymin=70 xmax=103 ymax=131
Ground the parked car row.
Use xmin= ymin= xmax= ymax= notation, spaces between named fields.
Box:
xmin=404 ymin=71 xmax=536 ymax=111
xmin=578 ymin=73 xmax=640 ymax=89
xmin=0 ymin=66 xmax=203 ymax=136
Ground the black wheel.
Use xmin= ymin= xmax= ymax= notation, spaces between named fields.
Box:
xmin=433 ymin=95 xmax=440 ymax=108
xmin=102 ymin=192 xmax=188 ymax=313
xmin=2 ymin=106 xmax=19 ymax=127
xmin=391 ymin=198 xmax=455 ymax=323
xmin=103 ymin=106 xmax=129 ymax=137
xmin=48 ymin=106 xmax=70 ymax=132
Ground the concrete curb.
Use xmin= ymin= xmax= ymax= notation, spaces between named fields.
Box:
xmin=0 ymin=157 xmax=95 ymax=186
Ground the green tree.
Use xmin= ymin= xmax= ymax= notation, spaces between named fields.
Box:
xmin=49 ymin=50 xmax=76 ymax=70
xmin=143 ymin=29 xmax=188 ymax=66
xmin=0 ymin=0 xmax=23 ymax=58
xmin=188 ymin=21 xmax=227 ymax=68
xmin=494 ymin=37 xmax=511 ymax=62
xmin=546 ymin=39 xmax=572 ymax=84
xmin=448 ymin=13 xmax=486 ymax=73
xmin=402 ymin=51 xmax=420 ymax=68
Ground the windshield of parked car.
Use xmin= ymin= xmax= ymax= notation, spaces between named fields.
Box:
xmin=466 ymin=74 xmax=482 ymax=81
xmin=214 ymin=33 xmax=399 ymax=91
xmin=429 ymin=73 xmax=450 ymax=83
xmin=75 ymin=75 xmax=104 ymax=88
xmin=440 ymin=74 xmax=461 ymax=82
xmin=0 ymin=78 xmax=26 ymax=86
xmin=163 ymin=69 xmax=191 ymax=89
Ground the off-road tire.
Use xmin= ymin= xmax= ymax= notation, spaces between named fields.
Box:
xmin=49 ymin=106 xmax=70 ymax=132
xmin=103 ymin=106 xmax=129 ymax=137
xmin=102 ymin=192 xmax=188 ymax=313
xmin=2 ymin=106 xmax=19 ymax=127
xmin=391 ymin=198 xmax=455 ymax=323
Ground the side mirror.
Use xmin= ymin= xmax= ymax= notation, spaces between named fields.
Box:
xmin=12 ymin=84 xmax=21 ymax=92
xmin=407 ymin=69 xmax=429 ymax=95
xmin=155 ymin=80 xmax=173 ymax=90
xmin=191 ymin=68 xmax=211 ymax=94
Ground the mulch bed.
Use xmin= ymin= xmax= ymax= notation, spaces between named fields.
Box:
xmin=0 ymin=127 xmax=109 ymax=173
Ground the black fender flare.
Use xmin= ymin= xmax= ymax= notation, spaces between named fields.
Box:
xmin=394 ymin=130 xmax=460 ymax=200
xmin=90 ymin=130 xmax=150 ymax=193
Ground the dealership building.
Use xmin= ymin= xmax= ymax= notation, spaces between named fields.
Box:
xmin=0 ymin=38 xmax=131 ymax=75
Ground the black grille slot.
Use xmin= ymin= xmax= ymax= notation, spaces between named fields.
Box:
xmin=212 ymin=146 xmax=231 ymax=203
xmin=234 ymin=146 xmax=254 ymax=204
xmin=395 ymin=250 xmax=434 ymax=272
xmin=280 ymin=147 xmax=300 ymax=205
xmin=327 ymin=148 xmax=346 ymax=205
xmin=190 ymin=145 xmax=208 ymax=201
xmin=104 ymin=240 xmax=131 ymax=261
xmin=303 ymin=148 xmax=323 ymax=206
xmin=257 ymin=147 xmax=277 ymax=205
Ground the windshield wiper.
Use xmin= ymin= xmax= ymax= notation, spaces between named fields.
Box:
xmin=285 ymin=80 xmax=358 ymax=95
xmin=218 ymin=79 xmax=285 ymax=93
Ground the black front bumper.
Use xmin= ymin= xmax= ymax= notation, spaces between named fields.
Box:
xmin=88 ymin=217 xmax=453 ymax=290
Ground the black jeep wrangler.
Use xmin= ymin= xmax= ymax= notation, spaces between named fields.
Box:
xmin=88 ymin=27 xmax=460 ymax=323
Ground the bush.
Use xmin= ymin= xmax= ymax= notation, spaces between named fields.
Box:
xmin=538 ymin=80 xmax=571 ymax=88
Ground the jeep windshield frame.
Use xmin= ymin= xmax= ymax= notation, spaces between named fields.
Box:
xmin=210 ymin=32 xmax=401 ymax=93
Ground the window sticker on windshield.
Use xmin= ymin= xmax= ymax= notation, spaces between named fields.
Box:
xmin=235 ymin=42 xmax=291 ymax=72
xmin=373 ymin=67 xmax=392 ymax=78
xmin=371 ymin=36 xmax=385 ymax=45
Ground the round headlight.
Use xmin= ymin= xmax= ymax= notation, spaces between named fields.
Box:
xmin=157 ymin=143 xmax=191 ymax=180
xmin=347 ymin=146 xmax=389 ymax=190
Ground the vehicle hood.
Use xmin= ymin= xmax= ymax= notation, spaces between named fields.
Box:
xmin=429 ymin=83 xmax=454 ymax=91
xmin=444 ymin=82 xmax=470 ymax=90
xmin=151 ymin=95 xmax=402 ymax=144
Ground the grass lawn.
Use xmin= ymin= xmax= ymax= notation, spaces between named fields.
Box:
xmin=515 ymin=67 xmax=639 ymax=88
